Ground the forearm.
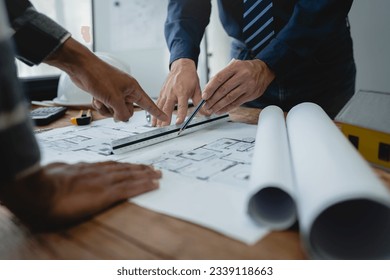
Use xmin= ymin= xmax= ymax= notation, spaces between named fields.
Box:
xmin=44 ymin=37 xmax=96 ymax=78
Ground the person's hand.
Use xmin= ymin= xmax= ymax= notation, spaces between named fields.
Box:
xmin=0 ymin=161 xmax=161 ymax=229
xmin=152 ymin=58 xmax=206 ymax=127
xmin=202 ymin=59 xmax=275 ymax=114
xmin=45 ymin=38 xmax=168 ymax=123
xmin=70 ymin=59 xmax=168 ymax=123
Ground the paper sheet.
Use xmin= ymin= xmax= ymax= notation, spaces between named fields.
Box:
xmin=36 ymin=111 xmax=159 ymax=164
xmin=123 ymin=121 xmax=269 ymax=245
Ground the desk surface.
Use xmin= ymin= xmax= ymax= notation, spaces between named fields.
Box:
xmin=1 ymin=107 xmax=389 ymax=260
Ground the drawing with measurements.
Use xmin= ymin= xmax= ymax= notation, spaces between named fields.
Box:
xmin=35 ymin=113 xmax=157 ymax=164
xmin=144 ymin=137 xmax=256 ymax=187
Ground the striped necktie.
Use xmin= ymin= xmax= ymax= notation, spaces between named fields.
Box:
xmin=243 ymin=0 xmax=275 ymax=56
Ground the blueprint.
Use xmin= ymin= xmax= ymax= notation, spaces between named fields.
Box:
xmin=123 ymin=120 xmax=268 ymax=244
xmin=143 ymin=137 xmax=255 ymax=187
xmin=36 ymin=111 xmax=268 ymax=244
xmin=36 ymin=111 xmax=158 ymax=164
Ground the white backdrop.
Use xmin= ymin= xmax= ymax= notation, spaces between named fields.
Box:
xmin=350 ymin=0 xmax=390 ymax=92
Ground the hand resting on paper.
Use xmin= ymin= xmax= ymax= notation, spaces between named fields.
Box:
xmin=0 ymin=161 xmax=161 ymax=229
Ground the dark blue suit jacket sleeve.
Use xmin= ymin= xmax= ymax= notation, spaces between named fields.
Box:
xmin=165 ymin=0 xmax=211 ymax=67
xmin=258 ymin=0 xmax=353 ymax=79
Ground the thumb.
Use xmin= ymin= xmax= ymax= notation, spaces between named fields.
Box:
xmin=93 ymin=99 xmax=103 ymax=110
xmin=192 ymin=90 xmax=210 ymax=116
xmin=111 ymin=100 xmax=131 ymax=122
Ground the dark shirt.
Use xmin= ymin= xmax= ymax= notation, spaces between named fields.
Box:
xmin=165 ymin=0 xmax=353 ymax=80
xmin=165 ymin=0 xmax=356 ymax=117
xmin=5 ymin=0 xmax=70 ymax=66
xmin=0 ymin=0 xmax=69 ymax=184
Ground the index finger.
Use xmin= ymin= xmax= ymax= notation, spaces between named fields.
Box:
xmin=135 ymin=91 xmax=169 ymax=122
xmin=202 ymin=66 xmax=235 ymax=100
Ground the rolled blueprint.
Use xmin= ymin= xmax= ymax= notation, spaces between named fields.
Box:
xmin=247 ymin=105 xmax=297 ymax=230
xmin=287 ymin=103 xmax=390 ymax=259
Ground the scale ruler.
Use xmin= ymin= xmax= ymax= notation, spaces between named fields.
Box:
xmin=111 ymin=114 xmax=229 ymax=155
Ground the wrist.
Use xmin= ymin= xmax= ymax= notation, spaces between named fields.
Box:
xmin=44 ymin=37 xmax=95 ymax=78
xmin=254 ymin=59 xmax=275 ymax=83
xmin=170 ymin=58 xmax=196 ymax=73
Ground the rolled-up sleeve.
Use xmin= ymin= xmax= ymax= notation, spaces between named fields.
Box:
xmin=257 ymin=0 xmax=353 ymax=79
xmin=5 ymin=0 xmax=70 ymax=66
xmin=165 ymin=0 xmax=211 ymax=67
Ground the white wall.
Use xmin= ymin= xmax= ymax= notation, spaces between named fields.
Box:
xmin=348 ymin=0 xmax=390 ymax=92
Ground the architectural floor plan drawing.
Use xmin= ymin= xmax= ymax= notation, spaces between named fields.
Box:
xmin=125 ymin=120 xmax=269 ymax=245
xmin=36 ymin=112 xmax=159 ymax=164
xmin=38 ymin=113 xmax=268 ymax=244
xmin=143 ymin=137 xmax=256 ymax=187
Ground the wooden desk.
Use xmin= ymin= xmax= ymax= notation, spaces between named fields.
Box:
xmin=0 ymin=107 xmax=389 ymax=260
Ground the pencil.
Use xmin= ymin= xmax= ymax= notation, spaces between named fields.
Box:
xmin=177 ymin=99 xmax=206 ymax=135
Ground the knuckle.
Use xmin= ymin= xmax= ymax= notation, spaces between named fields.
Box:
xmin=231 ymin=100 xmax=240 ymax=108
xmin=225 ymin=93 xmax=235 ymax=103
xmin=241 ymin=67 xmax=251 ymax=76
xmin=214 ymin=74 xmax=225 ymax=85
xmin=218 ymin=85 xmax=227 ymax=95
xmin=133 ymin=91 xmax=143 ymax=103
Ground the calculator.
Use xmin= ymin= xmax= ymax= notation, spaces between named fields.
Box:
xmin=30 ymin=106 xmax=67 ymax=126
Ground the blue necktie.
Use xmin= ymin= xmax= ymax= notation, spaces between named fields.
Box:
xmin=243 ymin=0 xmax=275 ymax=56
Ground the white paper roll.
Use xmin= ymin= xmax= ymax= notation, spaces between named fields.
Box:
xmin=247 ymin=105 xmax=297 ymax=230
xmin=287 ymin=102 xmax=390 ymax=259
